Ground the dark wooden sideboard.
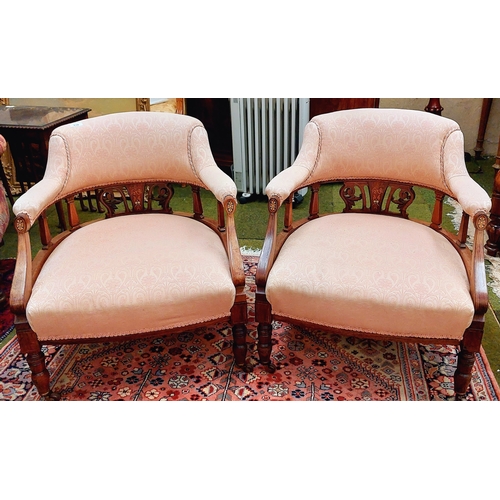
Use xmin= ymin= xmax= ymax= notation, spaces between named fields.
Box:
xmin=0 ymin=105 xmax=91 ymax=229
xmin=185 ymin=99 xmax=233 ymax=177
xmin=309 ymin=98 xmax=379 ymax=118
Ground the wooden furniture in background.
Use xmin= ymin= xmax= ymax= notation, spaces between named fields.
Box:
xmin=474 ymin=98 xmax=493 ymax=160
xmin=0 ymin=106 xmax=90 ymax=190
xmin=185 ymin=99 xmax=233 ymax=177
xmin=309 ymin=98 xmax=379 ymax=118
xmin=470 ymin=98 xmax=500 ymax=257
xmin=0 ymin=105 xmax=91 ymax=228
xmin=425 ymin=98 xmax=443 ymax=115
xmin=255 ymin=108 xmax=491 ymax=400
xmin=0 ymin=134 xmax=14 ymax=205
xmin=485 ymin=135 xmax=500 ymax=256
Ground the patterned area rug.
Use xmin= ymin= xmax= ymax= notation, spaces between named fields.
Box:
xmin=0 ymin=256 xmax=499 ymax=401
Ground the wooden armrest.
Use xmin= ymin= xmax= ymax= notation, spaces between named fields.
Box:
xmin=471 ymin=211 xmax=489 ymax=314
xmin=223 ymin=196 xmax=245 ymax=289
xmin=10 ymin=215 xmax=33 ymax=315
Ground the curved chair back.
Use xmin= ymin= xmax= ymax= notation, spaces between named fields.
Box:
xmin=42 ymin=111 xmax=217 ymax=198
xmin=289 ymin=108 xmax=468 ymax=195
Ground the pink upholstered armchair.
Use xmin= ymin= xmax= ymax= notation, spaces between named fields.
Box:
xmin=255 ymin=108 xmax=491 ymax=400
xmin=10 ymin=111 xmax=249 ymax=399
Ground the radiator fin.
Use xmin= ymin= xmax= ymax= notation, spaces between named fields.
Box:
xmin=231 ymin=98 xmax=310 ymax=195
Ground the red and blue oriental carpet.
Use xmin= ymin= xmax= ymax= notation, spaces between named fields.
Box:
xmin=1 ymin=257 xmax=499 ymax=401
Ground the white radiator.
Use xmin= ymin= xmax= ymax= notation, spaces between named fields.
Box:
xmin=230 ymin=98 xmax=310 ymax=196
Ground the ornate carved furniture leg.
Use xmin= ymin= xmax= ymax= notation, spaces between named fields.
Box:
xmin=15 ymin=320 xmax=58 ymax=399
xmin=256 ymin=322 xmax=275 ymax=373
xmin=474 ymin=98 xmax=493 ymax=160
xmin=231 ymin=295 xmax=251 ymax=371
xmin=486 ymin=137 xmax=500 ymax=256
xmin=425 ymin=98 xmax=443 ymax=115
xmin=455 ymin=317 xmax=485 ymax=399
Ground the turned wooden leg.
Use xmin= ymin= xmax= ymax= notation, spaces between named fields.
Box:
xmin=454 ymin=318 xmax=485 ymax=399
xmin=232 ymin=323 xmax=251 ymax=371
xmin=230 ymin=297 xmax=251 ymax=372
xmin=257 ymin=322 xmax=276 ymax=373
xmin=26 ymin=350 xmax=53 ymax=399
xmin=15 ymin=320 xmax=58 ymax=400
xmin=474 ymin=98 xmax=493 ymax=160
xmin=455 ymin=347 xmax=476 ymax=399
xmin=55 ymin=200 xmax=67 ymax=232
xmin=425 ymin=98 xmax=443 ymax=115
xmin=486 ymin=140 xmax=500 ymax=256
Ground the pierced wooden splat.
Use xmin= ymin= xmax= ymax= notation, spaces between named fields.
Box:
xmin=340 ymin=180 xmax=416 ymax=218
xmin=98 ymin=182 xmax=175 ymax=218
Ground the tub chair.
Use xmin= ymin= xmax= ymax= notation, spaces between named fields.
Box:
xmin=10 ymin=111 xmax=249 ymax=400
xmin=255 ymin=108 xmax=491 ymax=400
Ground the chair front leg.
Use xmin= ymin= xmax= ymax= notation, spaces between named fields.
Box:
xmin=257 ymin=322 xmax=276 ymax=373
xmin=232 ymin=323 xmax=252 ymax=372
xmin=230 ymin=297 xmax=251 ymax=372
xmin=16 ymin=320 xmax=59 ymax=400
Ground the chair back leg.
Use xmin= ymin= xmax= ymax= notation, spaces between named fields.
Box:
xmin=454 ymin=317 xmax=485 ymax=399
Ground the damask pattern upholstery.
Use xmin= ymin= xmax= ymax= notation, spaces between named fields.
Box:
xmin=0 ymin=135 xmax=9 ymax=238
xmin=0 ymin=184 xmax=8 ymax=239
xmin=266 ymin=213 xmax=474 ymax=340
xmin=27 ymin=214 xmax=236 ymax=341
xmin=14 ymin=112 xmax=237 ymax=225
xmin=265 ymin=108 xmax=490 ymax=217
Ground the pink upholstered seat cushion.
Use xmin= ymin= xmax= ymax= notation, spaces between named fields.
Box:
xmin=27 ymin=213 xmax=236 ymax=341
xmin=0 ymin=186 xmax=9 ymax=238
xmin=266 ymin=213 xmax=474 ymax=341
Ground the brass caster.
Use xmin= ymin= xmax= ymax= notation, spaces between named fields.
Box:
xmin=263 ymin=362 xmax=276 ymax=374
xmin=243 ymin=363 xmax=254 ymax=374
xmin=237 ymin=362 xmax=254 ymax=374
xmin=41 ymin=391 xmax=61 ymax=401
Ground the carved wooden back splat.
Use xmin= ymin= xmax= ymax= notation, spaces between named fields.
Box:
xmin=98 ymin=182 xmax=175 ymax=218
xmin=340 ymin=180 xmax=416 ymax=218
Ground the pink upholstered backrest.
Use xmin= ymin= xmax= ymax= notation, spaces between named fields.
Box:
xmin=295 ymin=108 xmax=466 ymax=194
xmin=0 ymin=134 xmax=7 ymax=155
xmin=44 ymin=111 xmax=215 ymax=197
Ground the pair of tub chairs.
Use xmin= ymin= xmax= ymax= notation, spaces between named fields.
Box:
xmin=9 ymin=108 xmax=491 ymax=400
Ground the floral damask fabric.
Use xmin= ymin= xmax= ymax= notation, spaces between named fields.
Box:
xmin=265 ymin=108 xmax=491 ymax=217
xmin=0 ymin=185 xmax=9 ymax=239
xmin=13 ymin=112 xmax=237 ymax=226
xmin=267 ymin=213 xmax=474 ymax=340
xmin=1 ymin=258 xmax=498 ymax=401
xmin=27 ymin=213 xmax=236 ymax=341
